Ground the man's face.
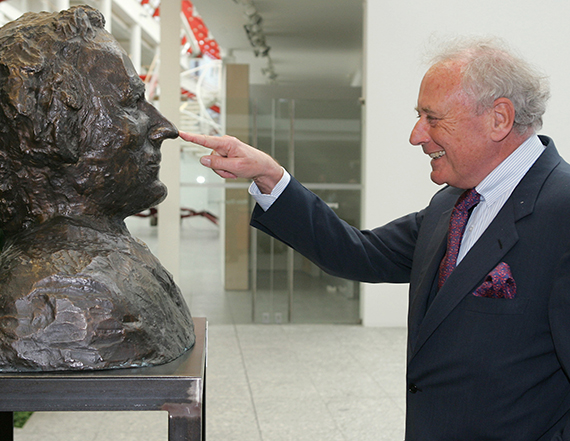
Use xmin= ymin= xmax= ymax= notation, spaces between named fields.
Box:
xmin=409 ymin=62 xmax=497 ymax=189
xmin=74 ymin=31 xmax=178 ymax=217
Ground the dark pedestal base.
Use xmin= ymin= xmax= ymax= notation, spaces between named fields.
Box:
xmin=0 ymin=317 xmax=207 ymax=441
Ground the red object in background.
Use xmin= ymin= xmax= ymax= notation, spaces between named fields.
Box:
xmin=187 ymin=16 xmax=208 ymax=42
xmin=201 ymin=38 xmax=220 ymax=59
xmin=139 ymin=0 xmax=221 ymax=60
xmin=182 ymin=0 xmax=193 ymax=19
xmin=134 ymin=208 xmax=219 ymax=226
xmin=181 ymin=88 xmax=196 ymax=99
xmin=180 ymin=88 xmax=221 ymax=114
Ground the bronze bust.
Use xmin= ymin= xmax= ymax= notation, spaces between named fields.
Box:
xmin=0 ymin=6 xmax=195 ymax=371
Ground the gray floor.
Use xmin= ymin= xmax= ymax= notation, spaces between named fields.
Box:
xmin=13 ymin=216 xmax=407 ymax=441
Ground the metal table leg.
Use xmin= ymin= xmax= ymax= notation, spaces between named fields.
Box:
xmin=166 ymin=401 xmax=204 ymax=441
xmin=0 ymin=412 xmax=13 ymax=441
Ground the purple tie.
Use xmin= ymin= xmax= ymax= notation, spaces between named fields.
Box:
xmin=438 ymin=188 xmax=481 ymax=289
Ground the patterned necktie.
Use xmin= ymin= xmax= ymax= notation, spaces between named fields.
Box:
xmin=438 ymin=188 xmax=481 ymax=289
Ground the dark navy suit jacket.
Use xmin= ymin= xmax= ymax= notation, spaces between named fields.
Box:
xmin=251 ymin=136 xmax=570 ymax=440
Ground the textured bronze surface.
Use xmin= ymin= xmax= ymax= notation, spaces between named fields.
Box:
xmin=0 ymin=6 xmax=195 ymax=371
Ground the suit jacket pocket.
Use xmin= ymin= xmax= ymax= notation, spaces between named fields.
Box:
xmin=462 ymin=262 xmax=526 ymax=315
xmin=462 ymin=295 xmax=528 ymax=315
xmin=473 ymin=262 xmax=516 ymax=299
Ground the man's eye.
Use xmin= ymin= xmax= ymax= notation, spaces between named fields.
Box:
xmin=426 ymin=115 xmax=440 ymax=126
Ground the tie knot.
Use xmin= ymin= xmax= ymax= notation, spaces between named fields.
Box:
xmin=456 ymin=188 xmax=480 ymax=212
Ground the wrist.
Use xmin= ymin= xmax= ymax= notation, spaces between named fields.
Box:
xmin=254 ymin=166 xmax=285 ymax=194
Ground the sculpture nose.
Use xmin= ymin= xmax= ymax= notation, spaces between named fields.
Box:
xmin=146 ymin=103 xmax=178 ymax=143
xmin=150 ymin=123 xmax=178 ymax=142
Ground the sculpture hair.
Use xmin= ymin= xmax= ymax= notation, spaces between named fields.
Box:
xmin=0 ymin=6 xmax=105 ymax=233
xmin=428 ymin=36 xmax=550 ymax=134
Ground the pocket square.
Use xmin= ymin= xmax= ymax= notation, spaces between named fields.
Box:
xmin=473 ymin=262 xmax=516 ymax=299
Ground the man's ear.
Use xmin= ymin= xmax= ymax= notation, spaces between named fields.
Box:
xmin=490 ymin=98 xmax=515 ymax=142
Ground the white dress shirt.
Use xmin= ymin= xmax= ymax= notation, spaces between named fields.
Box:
xmin=458 ymin=134 xmax=544 ymax=263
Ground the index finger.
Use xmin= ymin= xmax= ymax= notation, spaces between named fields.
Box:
xmin=179 ymin=132 xmax=231 ymax=156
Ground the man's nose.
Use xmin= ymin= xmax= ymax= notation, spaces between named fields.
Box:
xmin=409 ymin=118 xmax=429 ymax=146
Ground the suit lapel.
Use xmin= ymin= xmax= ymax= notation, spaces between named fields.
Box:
xmin=407 ymin=207 xmax=450 ymax=349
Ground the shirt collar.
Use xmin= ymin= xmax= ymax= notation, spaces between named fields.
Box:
xmin=475 ymin=134 xmax=545 ymax=205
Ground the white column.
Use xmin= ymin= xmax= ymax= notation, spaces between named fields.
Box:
xmin=55 ymin=0 xmax=70 ymax=10
xmin=158 ymin=0 xmax=181 ymax=281
xmin=101 ymin=0 xmax=112 ymax=33
xmin=130 ymin=23 xmax=142 ymax=73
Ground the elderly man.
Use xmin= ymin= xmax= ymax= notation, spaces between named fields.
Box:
xmin=0 ymin=6 xmax=195 ymax=371
xmin=181 ymin=39 xmax=570 ymax=440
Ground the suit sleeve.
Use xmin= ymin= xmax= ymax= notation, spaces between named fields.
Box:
xmin=250 ymin=176 xmax=422 ymax=284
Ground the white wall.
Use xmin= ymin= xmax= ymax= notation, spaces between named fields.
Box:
xmin=362 ymin=0 xmax=570 ymax=326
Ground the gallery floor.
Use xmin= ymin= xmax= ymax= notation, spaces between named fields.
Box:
xmin=13 ymin=215 xmax=407 ymax=441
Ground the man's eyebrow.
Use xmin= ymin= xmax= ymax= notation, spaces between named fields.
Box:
xmin=414 ymin=106 xmax=431 ymax=113
xmin=415 ymin=106 xmax=436 ymax=115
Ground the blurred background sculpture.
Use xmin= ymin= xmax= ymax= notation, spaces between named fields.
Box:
xmin=0 ymin=6 xmax=195 ymax=371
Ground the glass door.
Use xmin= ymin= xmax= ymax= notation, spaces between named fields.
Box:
xmin=251 ymin=96 xmax=362 ymax=324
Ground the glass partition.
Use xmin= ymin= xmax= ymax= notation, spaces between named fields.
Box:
xmin=251 ymin=97 xmax=362 ymax=324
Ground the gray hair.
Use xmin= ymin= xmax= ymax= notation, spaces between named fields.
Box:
xmin=429 ymin=36 xmax=550 ymax=134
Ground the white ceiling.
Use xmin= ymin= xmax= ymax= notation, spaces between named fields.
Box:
xmin=190 ymin=0 xmax=364 ymax=87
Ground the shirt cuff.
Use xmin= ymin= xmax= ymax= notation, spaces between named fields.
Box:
xmin=249 ymin=168 xmax=291 ymax=211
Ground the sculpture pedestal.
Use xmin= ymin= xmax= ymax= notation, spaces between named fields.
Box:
xmin=0 ymin=317 xmax=207 ymax=441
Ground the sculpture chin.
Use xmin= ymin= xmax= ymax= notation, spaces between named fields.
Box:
xmin=151 ymin=182 xmax=168 ymax=206
xmin=125 ymin=181 xmax=167 ymax=218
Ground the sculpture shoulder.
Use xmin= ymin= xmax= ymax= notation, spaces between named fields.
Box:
xmin=0 ymin=226 xmax=178 ymax=308
xmin=0 ymin=225 xmax=194 ymax=372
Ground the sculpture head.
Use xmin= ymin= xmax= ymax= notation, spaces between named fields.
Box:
xmin=0 ymin=6 xmax=178 ymax=234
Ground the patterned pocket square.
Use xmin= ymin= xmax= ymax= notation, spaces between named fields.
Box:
xmin=473 ymin=262 xmax=516 ymax=299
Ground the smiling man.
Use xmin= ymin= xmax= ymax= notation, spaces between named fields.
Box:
xmin=410 ymin=49 xmax=546 ymax=191
xmin=0 ymin=6 xmax=195 ymax=372
xmin=411 ymin=61 xmax=519 ymax=189
xmin=181 ymin=37 xmax=570 ymax=440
